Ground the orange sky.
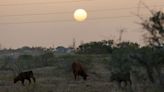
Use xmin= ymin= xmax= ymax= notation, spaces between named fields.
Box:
xmin=0 ymin=0 xmax=163 ymax=48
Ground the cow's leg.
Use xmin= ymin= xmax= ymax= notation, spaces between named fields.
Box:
xmin=129 ymin=80 xmax=132 ymax=86
xmin=124 ymin=81 xmax=127 ymax=87
xmin=118 ymin=81 xmax=121 ymax=88
xmin=28 ymin=78 xmax=31 ymax=85
xmin=21 ymin=79 xmax=25 ymax=86
xmin=73 ymin=71 xmax=77 ymax=80
xmin=77 ymin=73 xmax=80 ymax=80
xmin=32 ymin=76 xmax=36 ymax=83
xmin=74 ymin=74 xmax=77 ymax=80
xmin=77 ymin=75 xmax=80 ymax=80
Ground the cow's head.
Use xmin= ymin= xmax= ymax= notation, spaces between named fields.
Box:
xmin=13 ymin=77 xmax=19 ymax=83
xmin=82 ymin=73 xmax=88 ymax=80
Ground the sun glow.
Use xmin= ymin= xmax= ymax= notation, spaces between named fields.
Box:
xmin=74 ymin=9 xmax=87 ymax=22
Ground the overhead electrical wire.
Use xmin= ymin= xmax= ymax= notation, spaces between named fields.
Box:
xmin=0 ymin=13 xmax=155 ymax=25
xmin=0 ymin=0 xmax=93 ymax=6
xmin=0 ymin=4 xmax=163 ymax=17
xmin=0 ymin=15 xmax=143 ymax=25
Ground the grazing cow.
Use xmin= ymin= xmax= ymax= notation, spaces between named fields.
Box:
xmin=72 ymin=61 xmax=88 ymax=80
xmin=110 ymin=72 xmax=132 ymax=87
xmin=14 ymin=71 xmax=36 ymax=86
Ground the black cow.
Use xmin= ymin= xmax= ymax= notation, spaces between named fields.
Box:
xmin=110 ymin=72 xmax=132 ymax=87
xmin=14 ymin=71 xmax=36 ymax=86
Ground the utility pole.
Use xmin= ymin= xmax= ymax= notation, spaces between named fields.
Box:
xmin=72 ymin=38 xmax=76 ymax=49
xmin=80 ymin=40 xmax=84 ymax=45
xmin=118 ymin=29 xmax=125 ymax=43
xmin=0 ymin=43 xmax=2 ymax=50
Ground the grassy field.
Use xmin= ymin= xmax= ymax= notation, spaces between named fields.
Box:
xmin=0 ymin=54 xmax=163 ymax=92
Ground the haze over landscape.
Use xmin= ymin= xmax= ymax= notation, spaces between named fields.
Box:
xmin=0 ymin=0 xmax=164 ymax=48
xmin=0 ymin=1 xmax=164 ymax=92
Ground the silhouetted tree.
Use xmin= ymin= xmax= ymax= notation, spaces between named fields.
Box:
xmin=77 ymin=40 xmax=114 ymax=54
xmin=39 ymin=50 xmax=54 ymax=66
xmin=134 ymin=10 xmax=164 ymax=84
xmin=131 ymin=46 xmax=164 ymax=84
xmin=141 ymin=11 xmax=164 ymax=47
xmin=110 ymin=42 xmax=139 ymax=74
xmin=17 ymin=54 xmax=34 ymax=69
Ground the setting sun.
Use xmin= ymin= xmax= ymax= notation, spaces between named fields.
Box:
xmin=74 ymin=9 xmax=87 ymax=22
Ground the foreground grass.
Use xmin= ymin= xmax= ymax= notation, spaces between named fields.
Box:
xmin=0 ymin=54 xmax=163 ymax=92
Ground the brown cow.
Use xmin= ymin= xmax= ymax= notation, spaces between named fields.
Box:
xmin=72 ymin=61 xmax=88 ymax=80
xmin=14 ymin=71 xmax=36 ymax=86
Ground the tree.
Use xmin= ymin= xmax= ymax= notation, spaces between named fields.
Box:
xmin=130 ymin=46 xmax=164 ymax=84
xmin=110 ymin=42 xmax=139 ymax=73
xmin=77 ymin=40 xmax=114 ymax=54
xmin=141 ymin=11 xmax=164 ymax=47
xmin=39 ymin=50 xmax=54 ymax=66
xmin=137 ymin=10 xmax=164 ymax=84
xmin=116 ymin=42 xmax=139 ymax=49
xmin=17 ymin=54 xmax=34 ymax=69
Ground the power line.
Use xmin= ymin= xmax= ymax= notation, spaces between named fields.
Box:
xmin=91 ymin=4 xmax=164 ymax=12
xmin=0 ymin=4 xmax=164 ymax=18
xmin=0 ymin=19 xmax=72 ymax=25
xmin=0 ymin=11 xmax=72 ymax=17
xmin=88 ymin=15 xmax=134 ymax=20
xmin=0 ymin=0 xmax=163 ymax=7
xmin=0 ymin=15 xmax=138 ymax=25
xmin=0 ymin=0 xmax=93 ymax=6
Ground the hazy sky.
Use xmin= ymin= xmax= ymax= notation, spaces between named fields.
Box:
xmin=0 ymin=0 xmax=164 ymax=48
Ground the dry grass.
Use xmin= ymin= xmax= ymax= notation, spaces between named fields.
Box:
xmin=0 ymin=55 xmax=163 ymax=92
